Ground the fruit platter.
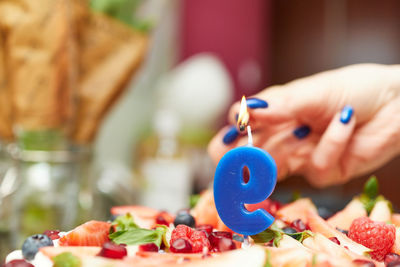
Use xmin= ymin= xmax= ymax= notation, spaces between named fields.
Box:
xmin=4 ymin=177 xmax=400 ymax=267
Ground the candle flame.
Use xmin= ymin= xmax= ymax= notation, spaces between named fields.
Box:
xmin=237 ymin=96 xmax=249 ymax=131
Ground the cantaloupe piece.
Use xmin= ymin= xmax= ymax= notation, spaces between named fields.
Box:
xmin=327 ymin=198 xmax=366 ymax=230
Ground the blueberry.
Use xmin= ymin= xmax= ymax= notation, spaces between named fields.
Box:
xmin=174 ymin=212 xmax=195 ymax=228
xmin=22 ymin=234 xmax=53 ymax=260
xmin=232 ymin=234 xmax=244 ymax=243
xmin=282 ymin=227 xmax=297 ymax=234
xmin=317 ymin=207 xmax=333 ymax=219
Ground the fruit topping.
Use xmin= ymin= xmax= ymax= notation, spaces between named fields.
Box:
xmin=329 ymin=237 xmax=340 ymax=245
xmin=209 ymin=232 xmax=236 ymax=252
xmin=211 ymin=231 xmax=232 ymax=239
xmin=232 ymin=234 xmax=244 ymax=243
xmin=22 ymin=234 xmax=53 ymax=260
xmin=282 ymin=227 xmax=297 ymax=234
xmin=58 ymin=220 xmax=111 ymax=246
xmin=43 ymin=230 xmax=60 ymax=240
xmin=98 ymin=241 xmax=127 ymax=259
xmin=155 ymin=213 xmax=169 ymax=226
xmin=317 ymin=207 xmax=333 ymax=220
xmin=348 ymin=217 xmax=395 ymax=261
xmin=335 ymin=227 xmax=349 ymax=235
xmin=174 ymin=212 xmax=196 ymax=228
xmin=139 ymin=243 xmax=159 ymax=252
xmin=170 ymin=225 xmax=211 ymax=253
xmin=170 ymin=238 xmax=192 ymax=253
xmin=196 ymin=224 xmax=213 ymax=236
xmin=352 ymin=259 xmax=376 ymax=266
xmin=290 ymin=219 xmax=309 ymax=232
xmin=3 ymin=259 xmax=34 ymax=267
xmin=52 ymin=252 xmax=81 ymax=267
xmin=385 ymin=253 xmax=400 ymax=266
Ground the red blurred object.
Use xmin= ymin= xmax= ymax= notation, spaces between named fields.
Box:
xmin=246 ymin=199 xmax=282 ymax=217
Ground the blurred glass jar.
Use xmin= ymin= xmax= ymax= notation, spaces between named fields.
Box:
xmin=7 ymin=143 xmax=93 ymax=248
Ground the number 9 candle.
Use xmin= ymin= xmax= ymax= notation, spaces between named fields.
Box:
xmin=213 ymin=96 xmax=277 ymax=236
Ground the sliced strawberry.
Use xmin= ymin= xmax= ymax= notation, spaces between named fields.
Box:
xmin=58 ymin=220 xmax=111 ymax=246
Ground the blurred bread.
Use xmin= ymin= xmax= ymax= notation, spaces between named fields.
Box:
xmin=0 ymin=0 xmax=76 ymax=132
xmin=71 ymin=9 xmax=148 ymax=143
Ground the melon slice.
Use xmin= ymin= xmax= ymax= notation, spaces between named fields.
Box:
xmin=369 ymin=200 xmax=391 ymax=223
xmin=306 ymin=210 xmax=371 ymax=257
xmin=392 ymin=214 xmax=400 ymax=227
xmin=276 ymin=198 xmax=317 ymax=224
xmin=391 ymin=227 xmax=400 ymax=254
xmin=110 ymin=206 xmax=174 ymax=228
xmin=327 ymin=198 xmax=366 ymax=230
xmin=40 ymin=246 xmax=101 ymax=258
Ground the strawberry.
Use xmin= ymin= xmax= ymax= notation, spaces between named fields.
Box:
xmin=348 ymin=217 xmax=395 ymax=261
xmin=170 ymin=225 xmax=211 ymax=253
xmin=58 ymin=220 xmax=111 ymax=246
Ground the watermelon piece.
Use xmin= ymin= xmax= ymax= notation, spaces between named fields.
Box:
xmin=369 ymin=200 xmax=392 ymax=223
xmin=276 ymin=198 xmax=317 ymax=224
xmin=40 ymin=246 xmax=101 ymax=258
xmin=58 ymin=221 xmax=111 ymax=246
xmin=110 ymin=206 xmax=174 ymax=229
xmin=392 ymin=214 xmax=400 ymax=227
xmin=327 ymin=198 xmax=366 ymax=230
xmin=391 ymin=227 xmax=400 ymax=254
xmin=306 ymin=211 xmax=371 ymax=257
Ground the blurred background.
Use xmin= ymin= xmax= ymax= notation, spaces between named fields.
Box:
xmin=1 ymin=0 xmax=400 ymax=258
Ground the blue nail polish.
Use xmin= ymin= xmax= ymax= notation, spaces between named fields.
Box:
xmin=247 ymin=98 xmax=268 ymax=109
xmin=293 ymin=125 xmax=311 ymax=139
xmin=223 ymin=126 xmax=239 ymax=145
xmin=340 ymin=105 xmax=353 ymax=124
xmin=235 ymin=113 xmax=239 ymax=121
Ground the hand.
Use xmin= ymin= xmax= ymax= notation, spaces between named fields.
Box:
xmin=208 ymin=64 xmax=400 ymax=187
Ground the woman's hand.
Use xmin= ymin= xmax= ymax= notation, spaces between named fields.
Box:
xmin=208 ymin=64 xmax=400 ymax=187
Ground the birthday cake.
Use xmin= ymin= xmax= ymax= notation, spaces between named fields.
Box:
xmin=4 ymin=177 xmax=400 ymax=267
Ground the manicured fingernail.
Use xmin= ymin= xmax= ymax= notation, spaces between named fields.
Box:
xmin=247 ymin=98 xmax=268 ymax=109
xmin=235 ymin=113 xmax=239 ymax=121
xmin=293 ymin=125 xmax=311 ymax=139
xmin=223 ymin=126 xmax=239 ymax=145
xmin=340 ymin=105 xmax=353 ymax=124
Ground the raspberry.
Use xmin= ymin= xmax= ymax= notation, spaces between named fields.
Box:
xmin=348 ymin=217 xmax=395 ymax=261
xmin=190 ymin=230 xmax=211 ymax=253
xmin=170 ymin=225 xmax=211 ymax=253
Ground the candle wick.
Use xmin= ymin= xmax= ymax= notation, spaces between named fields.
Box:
xmin=247 ymin=126 xmax=253 ymax=146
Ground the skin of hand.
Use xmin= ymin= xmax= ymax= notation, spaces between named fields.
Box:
xmin=208 ymin=64 xmax=400 ymax=187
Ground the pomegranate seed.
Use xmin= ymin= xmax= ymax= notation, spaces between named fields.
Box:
xmin=352 ymin=259 xmax=375 ymax=267
xmin=196 ymin=225 xmax=213 ymax=236
xmin=3 ymin=260 xmax=34 ymax=267
xmin=139 ymin=243 xmax=159 ymax=252
xmin=170 ymin=238 xmax=192 ymax=253
xmin=43 ymin=230 xmax=60 ymax=240
xmin=212 ymin=231 xmax=232 ymax=239
xmin=329 ymin=237 xmax=340 ymax=245
xmin=98 ymin=242 xmax=127 ymax=259
xmin=210 ymin=236 xmax=236 ymax=252
xmin=386 ymin=253 xmax=400 ymax=266
xmin=290 ymin=219 xmax=309 ymax=232
xmin=155 ymin=214 xmax=169 ymax=226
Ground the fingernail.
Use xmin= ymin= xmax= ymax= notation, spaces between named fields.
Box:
xmin=340 ymin=105 xmax=353 ymax=124
xmin=293 ymin=125 xmax=311 ymax=139
xmin=247 ymin=98 xmax=268 ymax=109
xmin=223 ymin=126 xmax=239 ymax=145
xmin=235 ymin=113 xmax=239 ymax=121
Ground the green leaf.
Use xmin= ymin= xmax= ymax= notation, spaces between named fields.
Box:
xmin=111 ymin=214 xmax=139 ymax=233
xmin=286 ymin=230 xmax=313 ymax=243
xmin=52 ymin=252 xmax=81 ymax=267
xmin=190 ymin=194 xmax=201 ymax=208
xmin=110 ymin=226 xmax=167 ymax=247
xmin=251 ymin=228 xmax=281 ymax=244
xmin=363 ymin=176 xmax=378 ymax=199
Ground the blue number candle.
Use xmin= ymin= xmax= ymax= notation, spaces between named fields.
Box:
xmin=213 ymin=98 xmax=277 ymax=236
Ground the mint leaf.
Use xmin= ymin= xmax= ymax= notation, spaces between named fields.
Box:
xmin=364 ymin=176 xmax=378 ymax=199
xmin=110 ymin=226 xmax=167 ymax=247
xmin=251 ymin=224 xmax=282 ymax=245
xmin=111 ymin=214 xmax=139 ymax=232
xmin=52 ymin=252 xmax=81 ymax=267
xmin=286 ymin=230 xmax=313 ymax=243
